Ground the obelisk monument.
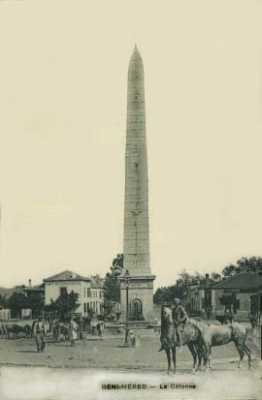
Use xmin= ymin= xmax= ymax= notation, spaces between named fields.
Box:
xmin=120 ymin=46 xmax=155 ymax=321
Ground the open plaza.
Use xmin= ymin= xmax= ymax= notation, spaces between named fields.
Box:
xmin=0 ymin=326 xmax=259 ymax=370
xmin=0 ymin=329 xmax=261 ymax=400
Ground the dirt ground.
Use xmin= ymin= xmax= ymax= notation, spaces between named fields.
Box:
xmin=0 ymin=332 xmax=261 ymax=400
xmin=0 ymin=331 xmax=258 ymax=370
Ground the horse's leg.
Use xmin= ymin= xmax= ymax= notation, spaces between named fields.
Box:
xmin=187 ymin=343 xmax=197 ymax=374
xmin=243 ymin=343 xmax=252 ymax=369
xmin=202 ymin=343 xmax=212 ymax=371
xmin=201 ymin=341 xmax=211 ymax=369
xmin=172 ymin=346 xmax=176 ymax=374
xmin=202 ymin=344 xmax=209 ymax=370
xmin=165 ymin=348 xmax=171 ymax=374
xmin=208 ymin=347 xmax=212 ymax=370
xmin=195 ymin=342 xmax=203 ymax=371
xmin=234 ymin=342 xmax=245 ymax=368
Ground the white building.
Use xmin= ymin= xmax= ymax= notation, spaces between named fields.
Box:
xmin=44 ymin=270 xmax=104 ymax=316
xmin=0 ymin=308 xmax=11 ymax=321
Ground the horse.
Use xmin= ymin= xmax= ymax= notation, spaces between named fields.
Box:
xmin=160 ymin=306 xmax=205 ymax=374
xmin=3 ymin=323 xmax=31 ymax=339
xmin=197 ymin=321 xmax=252 ymax=369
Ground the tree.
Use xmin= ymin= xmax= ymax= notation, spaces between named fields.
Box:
xmin=153 ymin=269 xmax=198 ymax=305
xmin=236 ymin=256 xmax=262 ymax=273
xmin=7 ymin=292 xmax=30 ymax=318
xmin=27 ymin=291 xmax=45 ymax=318
xmin=222 ymin=256 xmax=262 ymax=278
xmin=0 ymin=294 xmax=8 ymax=308
xmin=104 ymin=272 xmax=121 ymax=303
xmin=153 ymin=270 xmax=218 ymax=305
xmin=153 ymin=284 xmax=184 ymax=304
xmin=103 ymin=254 xmax=124 ymax=317
xmin=222 ymin=264 xmax=239 ymax=278
xmin=211 ymin=272 xmax=222 ymax=282
xmin=111 ymin=254 xmax=124 ymax=276
xmin=44 ymin=290 xmax=79 ymax=321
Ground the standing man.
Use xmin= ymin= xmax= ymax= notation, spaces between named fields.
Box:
xmin=68 ymin=318 xmax=78 ymax=346
xmin=172 ymin=298 xmax=188 ymax=347
xmin=34 ymin=317 xmax=46 ymax=352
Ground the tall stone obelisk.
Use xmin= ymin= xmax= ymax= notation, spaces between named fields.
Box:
xmin=120 ymin=46 xmax=155 ymax=322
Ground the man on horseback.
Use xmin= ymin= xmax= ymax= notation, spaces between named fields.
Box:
xmin=172 ymin=298 xmax=188 ymax=347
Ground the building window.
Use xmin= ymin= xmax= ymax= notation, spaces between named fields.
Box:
xmin=60 ymin=287 xmax=67 ymax=296
xmin=87 ymin=288 xmax=91 ymax=297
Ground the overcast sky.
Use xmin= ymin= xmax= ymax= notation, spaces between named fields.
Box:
xmin=0 ymin=0 xmax=262 ymax=289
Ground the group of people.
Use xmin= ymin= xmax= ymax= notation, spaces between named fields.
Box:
xmin=32 ymin=314 xmax=105 ymax=352
xmin=33 ymin=317 xmax=79 ymax=352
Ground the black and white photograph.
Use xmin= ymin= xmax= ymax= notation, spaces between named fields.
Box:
xmin=0 ymin=1 xmax=262 ymax=399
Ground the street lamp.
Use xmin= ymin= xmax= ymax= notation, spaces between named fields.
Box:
xmin=123 ymin=269 xmax=130 ymax=346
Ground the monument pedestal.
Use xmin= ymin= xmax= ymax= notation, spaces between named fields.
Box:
xmin=120 ymin=275 xmax=155 ymax=322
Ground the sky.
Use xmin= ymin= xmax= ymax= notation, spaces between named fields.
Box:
xmin=0 ymin=0 xmax=262 ymax=289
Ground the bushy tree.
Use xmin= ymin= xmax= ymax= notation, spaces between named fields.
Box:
xmin=154 ymin=284 xmax=184 ymax=304
xmin=104 ymin=272 xmax=121 ymax=303
xmin=103 ymin=254 xmax=124 ymax=317
xmin=211 ymin=272 xmax=222 ymax=282
xmin=0 ymin=294 xmax=8 ymax=308
xmin=236 ymin=256 xmax=262 ymax=273
xmin=7 ymin=292 xmax=29 ymax=318
xmin=44 ymin=290 xmax=79 ymax=321
xmin=222 ymin=264 xmax=239 ymax=278
xmin=222 ymin=256 xmax=262 ymax=278
xmin=27 ymin=291 xmax=44 ymax=318
xmin=153 ymin=270 xmax=219 ymax=305
xmin=111 ymin=254 xmax=124 ymax=276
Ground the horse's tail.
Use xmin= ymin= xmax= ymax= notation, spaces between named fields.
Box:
xmin=230 ymin=322 xmax=249 ymax=346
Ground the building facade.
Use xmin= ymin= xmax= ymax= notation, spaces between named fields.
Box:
xmin=186 ymin=276 xmax=216 ymax=317
xmin=186 ymin=272 xmax=262 ymax=321
xmin=44 ymin=270 xmax=104 ymax=316
xmin=212 ymin=272 xmax=262 ymax=321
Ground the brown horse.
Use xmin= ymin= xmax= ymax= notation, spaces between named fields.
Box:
xmin=160 ymin=306 xmax=205 ymax=374
xmin=197 ymin=321 xmax=252 ymax=369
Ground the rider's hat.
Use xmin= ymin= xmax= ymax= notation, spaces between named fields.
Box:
xmin=174 ymin=298 xmax=181 ymax=305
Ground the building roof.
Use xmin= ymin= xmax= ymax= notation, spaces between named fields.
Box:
xmin=44 ymin=270 xmax=91 ymax=282
xmin=188 ymin=278 xmax=216 ymax=289
xmin=24 ymin=284 xmax=44 ymax=292
xmin=198 ymin=278 xmax=216 ymax=289
xmin=90 ymin=276 xmax=104 ymax=289
xmin=213 ymin=272 xmax=262 ymax=291
xmin=43 ymin=270 xmax=104 ymax=289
